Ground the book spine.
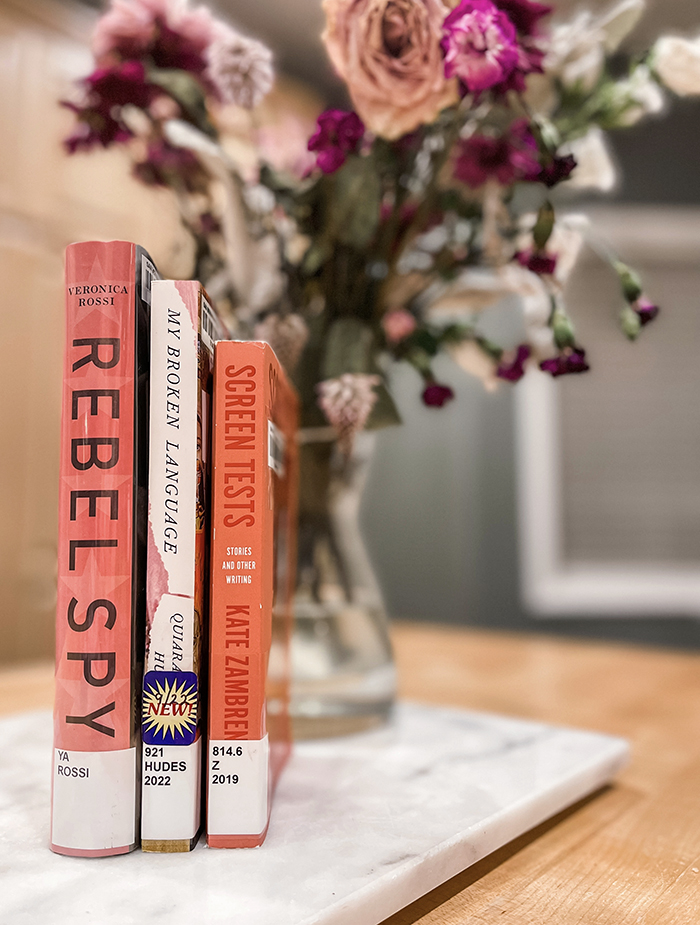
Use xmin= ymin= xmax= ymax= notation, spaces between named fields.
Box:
xmin=207 ymin=342 xmax=270 ymax=848
xmin=52 ymin=241 xmax=154 ymax=857
xmin=140 ymin=280 xmax=199 ymax=851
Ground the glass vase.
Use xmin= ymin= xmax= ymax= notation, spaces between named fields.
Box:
xmin=290 ymin=430 xmax=396 ymax=739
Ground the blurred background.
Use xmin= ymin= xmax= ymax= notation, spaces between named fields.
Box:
xmin=1 ymin=0 xmax=699 ymax=665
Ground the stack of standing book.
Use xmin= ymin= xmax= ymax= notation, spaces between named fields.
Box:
xmin=51 ymin=241 xmax=298 ymax=857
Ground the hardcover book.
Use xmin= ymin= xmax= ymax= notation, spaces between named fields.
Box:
xmin=52 ymin=240 xmax=158 ymax=857
xmin=207 ymin=341 xmax=298 ymax=848
xmin=142 ymin=280 xmax=226 ymax=852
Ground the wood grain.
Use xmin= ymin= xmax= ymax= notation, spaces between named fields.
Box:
xmin=385 ymin=623 xmax=700 ymax=925
xmin=3 ymin=624 xmax=700 ymax=923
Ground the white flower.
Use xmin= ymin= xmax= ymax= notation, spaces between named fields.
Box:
xmin=653 ymin=35 xmax=700 ymax=96
xmin=207 ymin=23 xmax=274 ymax=109
xmin=562 ymin=128 xmax=617 ymax=192
xmin=546 ymin=0 xmax=645 ymax=91
xmin=316 ymin=374 xmax=380 ymax=451
xmin=611 ymin=65 xmax=665 ymax=125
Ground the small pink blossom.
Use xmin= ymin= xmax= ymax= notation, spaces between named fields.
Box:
xmin=256 ymin=114 xmax=317 ymax=179
xmin=317 ymin=373 xmax=380 ymax=451
xmin=206 ymin=23 xmax=274 ymax=109
xmin=441 ymin=0 xmax=520 ymax=95
xmin=382 ymin=309 xmax=417 ymax=343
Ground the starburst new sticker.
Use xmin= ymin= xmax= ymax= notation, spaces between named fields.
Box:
xmin=142 ymin=671 xmax=198 ymax=745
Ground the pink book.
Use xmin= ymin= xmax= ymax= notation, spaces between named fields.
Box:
xmin=52 ymin=241 xmax=158 ymax=856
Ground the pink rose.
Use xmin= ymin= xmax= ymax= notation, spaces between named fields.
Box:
xmin=382 ymin=309 xmax=417 ymax=343
xmin=322 ymin=0 xmax=459 ymax=140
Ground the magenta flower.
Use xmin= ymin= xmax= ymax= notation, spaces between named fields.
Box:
xmin=308 ymin=110 xmax=365 ymax=174
xmin=516 ymin=250 xmax=557 ymax=275
xmin=63 ymin=102 xmax=132 ymax=153
xmin=441 ymin=0 xmax=520 ymax=95
xmin=540 ymin=348 xmax=590 ymax=378
xmin=453 ymin=119 xmax=540 ymax=188
xmin=422 ymin=382 xmax=455 ymax=407
xmin=132 ymin=140 xmax=204 ymax=192
xmin=85 ymin=60 xmax=155 ymax=108
xmin=634 ymin=298 xmax=660 ymax=326
xmin=537 ymin=154 xmax=577 ymax=189
xmin=497 ymin=344 xmax=530 ymax=382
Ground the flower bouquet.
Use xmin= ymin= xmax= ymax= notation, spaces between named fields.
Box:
xmin=63 ymin=0 xmax=700 ymax=731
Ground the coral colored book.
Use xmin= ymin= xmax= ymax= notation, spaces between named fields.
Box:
xmin=52 ymin=241 xmax=159 ymax=857
xmin=207 ymin=341 xmax=298 ymax=848
xmin=141 ymin=280 xmax=226 ymax=852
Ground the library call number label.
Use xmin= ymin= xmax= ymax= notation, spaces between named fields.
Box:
xmin=207 ymin=737 xmax=270 ymax=836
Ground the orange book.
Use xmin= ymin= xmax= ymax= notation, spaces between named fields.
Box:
xmin=52 ymin=241 xmax=158 ymax=856
xmin=207 ymin=342 xmax=298 ymax=848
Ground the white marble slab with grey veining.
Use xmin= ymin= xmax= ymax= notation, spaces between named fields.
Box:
xmin=0 ymin=702 xmax=628 ymax=925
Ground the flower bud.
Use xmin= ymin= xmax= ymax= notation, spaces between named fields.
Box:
xmin=551 ymin=309 xmax=576 ymax=350
xmin=620 ymin=304 xmax=641 ymax=341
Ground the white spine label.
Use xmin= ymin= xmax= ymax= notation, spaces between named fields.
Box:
xmin=141 ymin=738 xmax=202 ymax=841
xmin=207 ymin=737 xmax=269 ymax=836
xmin=51 ymin=747 xmax=136 ymax=851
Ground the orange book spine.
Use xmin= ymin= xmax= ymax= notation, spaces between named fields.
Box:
xmin=207 ymin=341 xmax=297 ymax=848
xmin=51 ymin=241 xmax=157 ymax=856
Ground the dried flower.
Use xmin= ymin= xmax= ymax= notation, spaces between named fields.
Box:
xmin=496 ymin=343 xmax=530 ymax=381
xmin=206 ymin=23 xmax=273 ymax=109
xmin=540 ymin=347 xmax=590 ymax=377
xmin=308 ymin=110 xmax=365 ymax=174
xmin=92 ymin=0 xmax=159 ymax=61
xmin=537 ymin=154 xmax=576 ymax=188
xmin=453 ymin=119 xmax=540 ymax=188
xmin=653 ymin=35 xmax=700 ymax=97
xmin=421 ymin=381 xmax=456 ymax=406
xmin=322 ymin=0 xmax=459 ymax=140
xmin=382 ymin=309 xmax=418 ymax=343
xmin=516 ymin=250 xmax=557 ymax=275
xmin=132 ymin=138 xmax=206 ymax=191
xmin=441 ymin=0 xmax=520 ymax=95
xmin=317 ymin=373 xmax=381 ymax=450
xmin=63 ymin=101 xmax=132 ymax=152
xmin=634 ymin=297 xmax=660 ymax=326
xmin=93 ymin=0 xmax=216 ymax=75
xmin=253 ymin=313 xmax=310 ymax=374
xmin=86 ymin=59 xmax=155 ymax=108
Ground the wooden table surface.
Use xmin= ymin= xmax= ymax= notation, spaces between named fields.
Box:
xmin=3 ymin=622 xmax=700 ymax=924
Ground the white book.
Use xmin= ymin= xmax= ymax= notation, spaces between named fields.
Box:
xmin=142 ymin=279 xmax=225 ymax=852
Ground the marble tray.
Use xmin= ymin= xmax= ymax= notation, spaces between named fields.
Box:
xmin=0 ymin=702 xmax=628 ymax=925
